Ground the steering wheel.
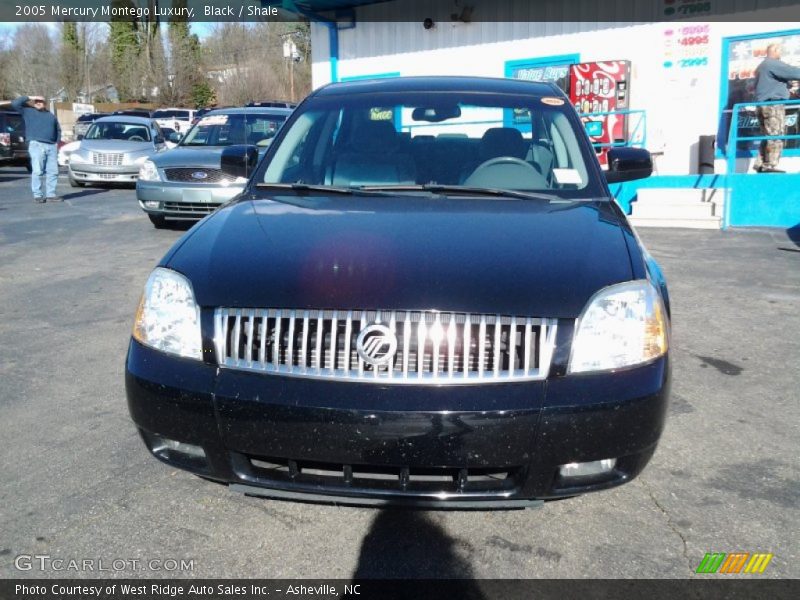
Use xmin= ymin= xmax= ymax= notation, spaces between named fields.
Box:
xmin=474 ymin=156 xmax=532 ymax=170
xmin=463 ymin=156 xmax=546 ymax=188
xmin=128 ymin=135 xmax=145 ymax=142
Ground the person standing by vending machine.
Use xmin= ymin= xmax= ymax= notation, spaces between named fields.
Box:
xmin=753 ymin=43 xmax=800 ymax=173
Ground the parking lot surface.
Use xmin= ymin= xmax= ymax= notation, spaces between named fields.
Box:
xmin=0 ymin=167 xmax=798 ymax=579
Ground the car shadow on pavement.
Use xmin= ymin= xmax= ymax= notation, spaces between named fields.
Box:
xmin=352 ymin=509 xmax=487 ymax=597
xmin=63 ymin=189 xmax=110 ymax=201
xmin=786 ymin=223 xmax=800 ymax=248
xmin=0 ymin=172 xmax=29 ymax=184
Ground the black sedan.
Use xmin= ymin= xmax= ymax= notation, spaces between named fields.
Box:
xmin=126 ymin=76 xmax=670 ymax=508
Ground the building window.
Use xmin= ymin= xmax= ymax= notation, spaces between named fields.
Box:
xmin=505 ymin=54 xmax=579 ymax=126
xmin=719 ymin=29 xmax=800 ymax=156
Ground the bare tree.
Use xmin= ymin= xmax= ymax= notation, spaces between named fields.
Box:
xmin=202 ymin=21 xmax=310 ymax=106
xmin=5 ymin=24 xmax=61 ymax=99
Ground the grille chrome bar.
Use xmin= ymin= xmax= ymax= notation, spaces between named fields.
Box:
xmin=215 ymin=308 xmax=558 ymax=384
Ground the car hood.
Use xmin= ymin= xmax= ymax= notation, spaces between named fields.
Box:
xmin=78 ymin=140 xmax=152 ymax=154
xmin=165 ymin=195 xmax=635 ymax=318
xmin=150 ymin=146 xmax=230 ymax=169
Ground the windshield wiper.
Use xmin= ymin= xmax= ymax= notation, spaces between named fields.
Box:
xmin=356 ymin=184 xmax=560 ymax=201
xmin=254 ymin=182 xmax=394 ymax=196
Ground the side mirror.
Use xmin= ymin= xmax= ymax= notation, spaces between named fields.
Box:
xmin=168 ymin=132 xmax=182 ymax=143
xmin=604 ymin=147 xmax=652 ymax=184
xmin=221 ymin=144 xmax=259 ymax=180
xmin=154 ymin=136 xmax=165 ymax=145
xmin=76 ymin=134 xmax=84 ymax=141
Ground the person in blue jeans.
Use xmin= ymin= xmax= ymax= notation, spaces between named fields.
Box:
xmin=11 ymin=95 xmax=62 ymax=203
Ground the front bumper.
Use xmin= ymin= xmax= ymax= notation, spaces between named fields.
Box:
xmin=70 ymin=163 xmax=140 ymax=183
xmin=136 ymin=179 xmax=243 ymax=219
xmin=126 ymin=340 xmax=669 ymax=507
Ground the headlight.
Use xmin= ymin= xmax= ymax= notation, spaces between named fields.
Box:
xmin=132 ymin=268 xmax=202 ymax=359
xmin=138 ymin=160 xmax=161 ymax=181
xmin=133 ymin=155 xmax=150 ymax=165
xmin=568 ymin=280 xmax=668 ymax=374
xmin=70 ymin=152 xmax=88 ymax=164
xmin=220 ymin=176 xmax=248 ymax=187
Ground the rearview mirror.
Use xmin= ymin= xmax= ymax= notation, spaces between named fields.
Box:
xmin=411 ymin=105 xmax=461 ymax=122
xmin=221 ymin=144 xmax=259 ymax=180
xmin=604 ymin=147 xmax=652 ymax=184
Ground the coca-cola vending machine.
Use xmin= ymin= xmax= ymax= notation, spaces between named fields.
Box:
xmin=569 ymin=61 xmax=631 ymax=165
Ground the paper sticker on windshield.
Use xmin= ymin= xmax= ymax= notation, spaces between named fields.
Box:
xmin=541 ymin=97 xmax=565 ymax=106
xmin=199 ymin=115 xmax=228 ymax=126
xmin=553 ymin=168 xmax=583 ymax=184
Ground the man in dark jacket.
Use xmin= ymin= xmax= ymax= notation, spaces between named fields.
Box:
xmin=753 ymin=44 xmax=800 ymax=173
xmin=11 ymin=95 xmax=62 ymax=202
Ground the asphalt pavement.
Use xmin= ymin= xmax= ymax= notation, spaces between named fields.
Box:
xmin=0 ymin=166 xmax=798 ymax=580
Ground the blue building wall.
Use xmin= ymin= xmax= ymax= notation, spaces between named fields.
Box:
xmin=612 ymin=174 xmax=800 ymax=229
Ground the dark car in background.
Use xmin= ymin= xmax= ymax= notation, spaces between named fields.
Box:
xmin=246 ymin=101 xmax=298 ymax=109
xmin=126 ymin=77 xmax=669 ymax=508
xmin=73 ymin=112 xmax=109 ymax=139
xmin=0 ymin=109 xmax=31 ymax=171
xmin=113 ymin=108 xmax=153 ymax=119
xmin=136 ymin=106 xmax=292 ymax=228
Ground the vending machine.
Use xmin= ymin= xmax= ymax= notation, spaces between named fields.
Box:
xmin=569 ymin=61 xmax=631 ymax=165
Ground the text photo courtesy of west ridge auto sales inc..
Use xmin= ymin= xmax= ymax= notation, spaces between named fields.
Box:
xmin=0 ymin=1 xmax=798 ymax=599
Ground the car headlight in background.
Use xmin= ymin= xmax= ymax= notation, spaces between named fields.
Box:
xmin=133 ymin=268 xmax=202 ymax=360
xmin=138 ymin=160 xmax=161 ymax=181
xmin=568 ymin=280 xmax=668 ymax=374
xmin=133 ymin=155 xmax=151 ymax=165
xmin=219 ymin=175 xmax=248 ymax=187
xmin=69 ymin=152 xmax=88 ymax=164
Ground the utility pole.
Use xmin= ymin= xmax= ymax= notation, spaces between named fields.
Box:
xmin=281 ymin=32 xmax=300 ymax=102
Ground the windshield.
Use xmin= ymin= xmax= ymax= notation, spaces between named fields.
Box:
xmin=180 ymin=113 xmax=287 ymax=147
xmin=261 ymin=90 xmax=601 ymax=197
xmin=154 ymin=109 xmax=191 ymax=120
xmin=85 ymin=121 xmax=151 ymax=142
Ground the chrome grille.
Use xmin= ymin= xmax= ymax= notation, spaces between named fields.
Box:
xmin=163 ymin=201 xmax=220 ymax=214
xmin=164 ymin=168 xmax=232 ymax=183
xmin=214 ymin=309 xmax=557 ymax=383
xmin=92 ymin=152 xmax=124 ymax=166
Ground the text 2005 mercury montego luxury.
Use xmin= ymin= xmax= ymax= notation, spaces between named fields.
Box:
xmin=126 ymin=77 xmax=670 ymax=508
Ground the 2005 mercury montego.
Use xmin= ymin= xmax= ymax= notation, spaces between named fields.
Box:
xmin=126 ymin=77 xmax=670 ymax=509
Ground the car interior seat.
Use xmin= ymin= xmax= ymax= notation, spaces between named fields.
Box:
xmin=459 ymin=127 xmax=529 ymax=183
xmin=330 ymin=120 xmax=416 ymax=186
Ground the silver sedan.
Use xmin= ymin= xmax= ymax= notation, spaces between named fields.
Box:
xmin=136 ymin=107 xmax=291 ymax=228
xmin=68 ymin=116 xmax=167 ymax=187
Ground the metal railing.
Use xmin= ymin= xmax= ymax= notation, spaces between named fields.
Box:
xmin=726 ymin=98 xmax=800 ymax=175
xmin=577 ymin=109 xmax=647 ymax=150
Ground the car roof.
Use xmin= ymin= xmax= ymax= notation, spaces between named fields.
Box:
xmin=316 ymin=75 xmax=559 ymax=97
xmin=204 ymin=107 xmax=294 ymax=117
xmin=93 ymin=115 xmax=154 ymax=125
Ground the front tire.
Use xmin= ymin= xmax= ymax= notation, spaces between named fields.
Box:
xmin=148 ymin=214 xmax=169 ymax=229
xmin=25 ymin=160 xmax=32 ymax=173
